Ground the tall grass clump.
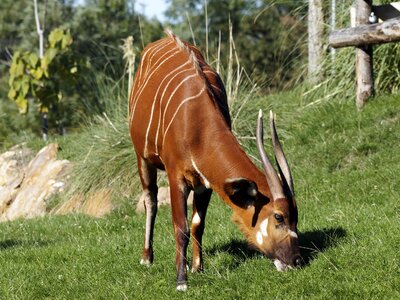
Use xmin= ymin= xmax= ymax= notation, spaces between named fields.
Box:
xmin=54 ymin=74 xmax=141 ymax=211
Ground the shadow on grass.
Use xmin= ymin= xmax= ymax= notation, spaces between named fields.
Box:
xmin=205 ymin=227 xmax=346 ymax=269
xmin=299 ymin=227 xmax=347 ymax=266
xmin=205 ymin=239 xmax=260 ymax=270
xmin=0 ymin=239 xmax=51 ymax=251
xmin=0 ymin=239 xmax=23 ymax=250
xmin=207 ymin=239 xmax=259 ymax=259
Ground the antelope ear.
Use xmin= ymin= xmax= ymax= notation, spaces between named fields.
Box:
xmin=223 ymin=178 xmax=257 ymax=208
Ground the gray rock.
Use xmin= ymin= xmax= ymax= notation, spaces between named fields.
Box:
xmin=0 ymin=143 xmax=70 ymax=222
xmin=0 ymin=145 xmax=33 ymax=215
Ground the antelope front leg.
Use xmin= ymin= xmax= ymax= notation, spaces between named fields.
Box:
xmin=169 ymin=177 xmax=190 ymax=291
xmin=191 ymin=188 xmax=212 ymax=273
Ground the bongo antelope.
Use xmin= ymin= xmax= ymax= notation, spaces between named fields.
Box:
xmin=129 ymin=30 xmax=300 ymax=291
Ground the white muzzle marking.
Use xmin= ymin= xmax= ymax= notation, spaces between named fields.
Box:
xmin=288 ymin=229 xmax=298 ymax=238
xmin=274 ymin=259 xmax=287 ymax=272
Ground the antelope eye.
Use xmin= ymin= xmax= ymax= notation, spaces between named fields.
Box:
xmin=274 ymin=213 xmax=284 ymax=223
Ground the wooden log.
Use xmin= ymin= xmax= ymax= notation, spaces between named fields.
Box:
xmin=355 ymin=0 xmax=374 ymax=110
xmin=329 ymin=17 xmax=400 ymax=48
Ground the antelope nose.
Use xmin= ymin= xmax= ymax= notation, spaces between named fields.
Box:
xmin=293 ymin=256 xmax=302 ymax=267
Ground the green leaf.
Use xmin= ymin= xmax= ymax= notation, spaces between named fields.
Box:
xmin=61 ymin=33 xmax=72 ymax=49
xmin=15 ymin=94 xmax=28 ymax=114
xmin=70 ymin=66 xmax=77 ymax=74
xmin=9 ymin=61 xmax=17 ymax=75
xmin=28 ymin=53 xmax=39 ymax=67
xmin=8 ymin=74 xmax=15 ymax=86
xmin=40 ymin=56 xmax=49 ymax=77
xmin=31 ymin=68 xmax=44 ymax=80
xmin=31 ymin=78 xmax=41 ymax=86
xmin=13 ymin=78 xmax=21 ymax=91
xmin=45 ymin=48 xmax=58 ymax=63
xmin=13 ymin=51 xmax=21 ymax=61
xmin=8 ymin=88 xmax=16 ymax=100
xmin=49 ymin=28 xmax=63 ymax=48
xmin=15 ymin=61 xmax=25 ymax=77
xmin=21 ymin=81 xmax=29 ymax=97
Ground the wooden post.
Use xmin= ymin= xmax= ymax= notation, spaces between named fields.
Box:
xmin=331 ymin=0 xmax=336 ymax=64
xmin=308 ymin=0 xmax=324 ymax=84
xmin=355 ymin=0 xmax=373 ymax=110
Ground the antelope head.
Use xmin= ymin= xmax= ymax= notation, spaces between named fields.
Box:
xmin=224 ymin=110 xmax=301 ymax=271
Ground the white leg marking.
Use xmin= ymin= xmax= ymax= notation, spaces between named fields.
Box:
xmin=176 ymin=284 xmax=188 ymax=292
xmin=192 ymin=257 xmax=201 ymax=273
xmin=140 ymin=258 xmax=151 ymax=267
xmin=162 ymin=86 xmax=206 ymax=147
xmin=143 ymin=191 xmax=155 ymax=249
xmin=256 ymin=231 xmax=263 ymax=245
xmin=191 ymin=158 xmax=211 ymax=189
xmin=192 ymin=212 xmax=201 ymax=225
xmin=260 ymin=218 xmax=269 ymax=237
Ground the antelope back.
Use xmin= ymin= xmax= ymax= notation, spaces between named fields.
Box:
xmin=129 ymin=30 xmax=230 ymax=162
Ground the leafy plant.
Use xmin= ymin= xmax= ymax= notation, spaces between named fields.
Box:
xmin=8 ymin=27 xmax=77 ymax=114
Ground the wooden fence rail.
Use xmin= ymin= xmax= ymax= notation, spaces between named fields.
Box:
xmin=329 ymin=17 xmax=400 ymax=48
xmin=328 ymin=0 xmax=400 ymax=109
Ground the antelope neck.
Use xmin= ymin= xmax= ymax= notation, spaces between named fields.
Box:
xmin=192 ymin=129 xmax=270 ymax=202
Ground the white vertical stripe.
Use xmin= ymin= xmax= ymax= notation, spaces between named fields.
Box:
xmin=143 ymin=62 xmax=192 ymax=156
xmin=162 ymin=86 xmax=206 ymax=147
xmin=161 ymin=73 xmax=199 ymax=130
xmin=154 ymin=65 xmax=193 ymax=153
xmin=129 ymin=49 xmax=180 ymax=126
xmin=140 ymin=39 xmax=172 ymax=81
xmin=191 ymin=158 xmax=211 ymax=189
xmin=132 ymin=46 xmax=177 ymax=110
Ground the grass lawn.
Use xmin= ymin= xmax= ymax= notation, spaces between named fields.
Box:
xmin=0 ymin=90 xmax=399 ymax=299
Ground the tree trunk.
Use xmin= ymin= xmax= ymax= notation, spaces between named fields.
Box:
xmin=355 ymin=0 xmax=373 ymax=110
xmin=308 ymin=0 xmax=324 ymax=84
xmin=34 ymin=0 xmax=49 ymax=140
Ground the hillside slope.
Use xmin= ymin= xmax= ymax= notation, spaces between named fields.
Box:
xmin=0 ymin=90 xmax=399 ymax=298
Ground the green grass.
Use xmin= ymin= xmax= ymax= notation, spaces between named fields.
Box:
xmin=1 ymin=89 xmax=399 ymax=299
